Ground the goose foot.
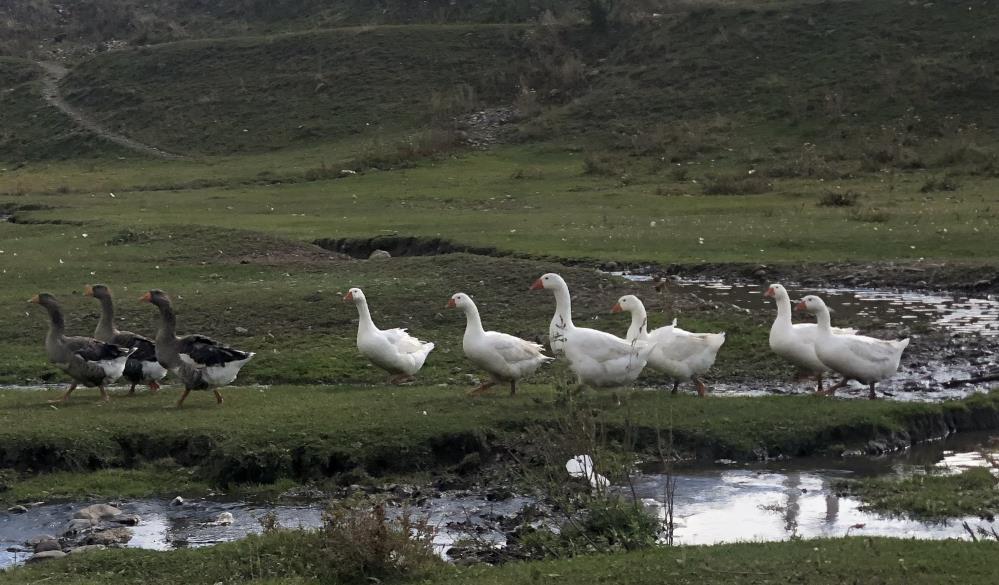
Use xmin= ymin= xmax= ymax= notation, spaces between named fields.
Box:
xmin=818 ymin=378 xmax=849 ymax=396
xmin=97 ymin=386 xmax=110 ymax=403
xmin=694 ymin=377 xmax=707 ymax=398
xmin=174 ymin=388 xmax=191 ymax=408
xmin=670 ymin=381 xmax=679 ymax=395
xmin=815 ymin=373 xmax=824 ymax=393
xmin=48 ymin=383 xmax=77 ymax=404
xmin=388 ymin=374 xmax=415 ymax=385
xmin=468 ymin=381 xmax=495 ymax=396
xmin=148 ymin=381 xmax=161 ymax=394
xmin=868 ymin=383 xmax=877 ymax=400
xmin=127 ymin=383 xmax=137 ymax=396
xmin=214 ymin=389 xmax=224 ymax=405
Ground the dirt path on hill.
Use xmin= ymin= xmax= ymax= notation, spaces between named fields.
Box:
xmin=36 ymin=61 xmax=187 ymax=160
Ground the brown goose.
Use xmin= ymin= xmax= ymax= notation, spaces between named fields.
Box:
xmin=30 ymin=293 xmax=134 ymax=403
xmin=140 ymin=289 xmax=254 ymax=407
xmin=85 ymin=284 xmax=167 ymax=395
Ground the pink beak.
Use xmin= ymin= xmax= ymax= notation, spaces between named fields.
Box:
xmin=529 ymin=278 xmax=544 ymax=291
xmin=611 ymin=303 xmax=623 ymax=313
xmin=795 ymin=301 xmax=807 ymax=311
xmin=343 ymin=291 xmax=353 ymax=301
xmin=446 ymin=298 xmax=456 ymax=309
xmin=764 ymin=287 xmax=775 ymax=298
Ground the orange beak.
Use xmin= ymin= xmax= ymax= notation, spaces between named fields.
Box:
xmin=795 ymin=301 xmax=807 ymax=311
xmin=84 ymin=285 xmax=94 ymax=297
xmin=529 ymin=278 xmax=544 ymax=290
xmin=446 ymin=298 xmax=456 ymax=309
xmin=28 ymin=294 xmax=40 ymax=304
xmin=611 ymin=303 xmax=623 ymax=313
xmin=763 ymin=287 xmax=774 ymax=298
xmin=139 ymin=291 xmax=152 ymax=303
xmin=343 ymin=291 xmax=354 ymax=302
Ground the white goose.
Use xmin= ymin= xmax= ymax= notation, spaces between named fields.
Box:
xmin=447 ymin=292 xmax=552 ymax=395
xmin=765 ymin=283 xmax=857 ymax=392
xmin=798 ymin=295 xmax=909 ymax=400
xmin=344 ymin=287 xmax=435 ymax=384
xmin=530 ymin=273 xmax=654 ymax=388
xmin=612 ymin=295 xmax=725 ymax=397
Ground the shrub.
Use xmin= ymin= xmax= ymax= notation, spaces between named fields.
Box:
xmin=817 ymin=191 xmax=861 ymax=207
xmin=319 ymin=498 xmax=439 ymax=583
xmin=702 ymin=174 xmax=771 ymax=195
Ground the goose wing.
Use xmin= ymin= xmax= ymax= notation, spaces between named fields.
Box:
xmin=839 ymin=335 xmax=905 ymax=365
xmin=381 ymin=328 xmax=429 ymax=354
xmin=63 ymin=336 xmax=130 ymax=361
xmin=484 ymin=331 xmax=548 ymax=364
xmin=111 ymin=331 xmax=157 ymax=361
xmin=649 ymin=328 xmax=720 ymax=362
xmin=178 ymin=334 xmax=251 ymax=367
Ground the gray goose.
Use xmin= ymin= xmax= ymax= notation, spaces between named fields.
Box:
xmin=85 ymin=284 xmax=167 ymax=395
xmin=141 ymin=289 xmax=254 ymax=408
xmin=30 ymin=292 xmax=134 ymax=403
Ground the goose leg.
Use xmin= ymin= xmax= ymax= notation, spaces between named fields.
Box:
xmin=174 ymin=388 xmax=191 ymax=408
xmin=509 ymin=380 xmax=517 ymax=396
xmin=467 ymin=381 xmax=496 ymax=396
xmin=670 ymin=381 xmax=679 ymax=394
xmin=816 ymin=373 xmax=824 ymax=393
xmin=48 ymin=383 xmax=77 ymax=404
xmin=214 ymin=389 xmax=224 ymax=405
xmin=694 ymin=377 xmax=707 ymax=398
xmin=148 ymin=381 xmax=161 ymax=393
xmin=127 ymin=382 xmax=137 ymax=396
xmin=868 ymin=383 xmax=877 ymax=400
xmin=820 ymin=378 xmax=849 ymax=396
xmin=97 ymin=385 xmax=110 ymax=403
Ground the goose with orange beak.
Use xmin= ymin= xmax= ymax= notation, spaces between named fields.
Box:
xmin=531 ymin=273 xmax=654 ymax=388
xmin=796 ymin=295 xmax=909 ymax=400
xmin=141 ymin=289 xmax=254 ymax=407
xmin=764 ymin=283 xmax=856 ymax=393
xmin=344 ymin=287 xmax=435 ymax=384
xmin=612 ymin=294 xmax=724 ymax=397
xmin=29 ymin=292 xmax=134 ymax=403
xmin=86 ymin=284 xmax=167 ymax=395
xmin=447 ymin=292 xmax=551 ymax=395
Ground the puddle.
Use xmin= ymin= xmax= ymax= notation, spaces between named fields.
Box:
xmin=0 ymin=492 xmax=536 ymax=570
xmin=615 ymin=274 xmax=999 ymax=399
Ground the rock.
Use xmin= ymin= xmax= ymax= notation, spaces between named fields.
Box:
xmin=33 ymin=539 xmax=62 ymax=553
xmin=338 ymin=169 xmax=357 ymax=177
xmin=68 ymin=544 xmax=107 ymax=555
xmin=234 ymin=326 xmax=249 ymax=335
xmin=84 ymin=527 xmax=133 ymax=546
xmin=26 ymin=534 xmax=57 ymax=546
xmin=368 ymin=249 xmax=391 ymax=260
xmin=110 ymin=513 xmax=141 ymax=526
xmin=7 ymin=505 xmax=28 ymax=513
xmin=73 ymin=504 xmax=122 ymax=521
xmin=214 ymin=511 xmax=234 ymax=526
xmin=64 ymin=518 xmax=97 ymax=536
xmin=26 ymin=550 xmax=67 ymax=563
xmin=171 ymin=496 xmax=185 ymax=506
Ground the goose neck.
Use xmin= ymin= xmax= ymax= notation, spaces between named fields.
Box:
xmin=96 ymin=296 xmax=117 ymax=339
xmin=355 ymin=299 xmax=377 ymax=332
xmin=553 ymin=285 xmax=573 ymax=327
xmin=463 ymin=303 xmax=485 ymax=338
xmin=627 ymin=305 xmax=649 ymax=341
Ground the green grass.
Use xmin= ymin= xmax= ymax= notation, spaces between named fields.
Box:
xmin=2 ymin=385 xmax=997 ymax=499
xmin=4 ymin=534 xmax=999 ymax=585
xmin=837 ymin=467 xmax=999 ymax=520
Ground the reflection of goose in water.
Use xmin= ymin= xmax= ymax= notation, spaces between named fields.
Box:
xmin=782 ymin=472 xmax=801 ymax=536
xmin=825 ymin=492 xmax=840 ymax=524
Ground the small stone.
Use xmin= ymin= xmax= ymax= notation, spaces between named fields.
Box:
xmin=338 ymin=169 xmax=357 ymax=177
xmin=368 ymin=249 xmax=391 ymax=260
xmin=84 ymin=527 xmax=133 ymax=546
xmin=110 ymin=513 xmax=141 ymax=526
xmin=7 ymin=505 xmax=28 ymax=514
xmin=26 ymin=550 xmax=67 ymax=563
xmin=234 ymin=326 xmax=249 ymax=335
xmin=73 ymin=504 xmax=121 ymax=521
xmin=171 ymin=496 xmax=184 ymax=506
xmin=26 ymin=534 xmax=57 ymax=546
xmin=33 ymin=539 xmax=61 ymax=553
xmin=64 ymin=518 xmax=97 ymax=536
xmin=214 ymin=511 xmax=234 ymax=526
xmin=68 ymin=544 xmax=107 ymax=554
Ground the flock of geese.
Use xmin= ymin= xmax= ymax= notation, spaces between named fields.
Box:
xmin=28 ymin=273 xmax=911 ymax=406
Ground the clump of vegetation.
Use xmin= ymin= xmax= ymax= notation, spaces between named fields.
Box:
xmin=818 ymin=191 xmax=861 ymax=207
xmin=582 ymin=153 xmax=622 ymax=176
xmin=519 ymin=495 xmax=661 ymax=558
xmin=319 ymin=497 xmax=440 ymax=583
xmin=836 ymin=467 xmax=999 ymax=520
xmin=848 ymin=208 xmax=892 ymax=223
xmin=920 ymin=175 xmax=960 ymax=193
xmin=702 ymin=174 xmax=770 ymax=195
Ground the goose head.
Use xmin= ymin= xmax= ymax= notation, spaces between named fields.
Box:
xmin=139 ymin=289 xmax=171 ymax=307
xmin=343 ymin=287 xmax=365 ymax=304
xmin=796 ymin=295 xmax=827 ymax=315
xmin=611 ymin=294 xmax=641 ymax=314
xmin=85 ymin=283 xmax=112 ymax=300
xmin=763 ymin=283 xmax=788 ymax=300
xmin=28 ymin=292 xmax=58 ymax=309
xmin=530 ymin=273 xmax=566 ymax=291
xmin=446 ymin=292 xmax=472 ymax=310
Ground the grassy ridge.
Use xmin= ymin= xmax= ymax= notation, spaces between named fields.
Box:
xmin=838 ymin=467 xmax=999 ymax=520
xmin=1 ymin=385 xmax=997 ymax=494
xmin=4 ymin=534 xmax=999 ymax=585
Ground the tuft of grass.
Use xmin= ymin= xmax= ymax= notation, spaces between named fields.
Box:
xmin=848 ymin=208 xmax=892 ymax=223
xmin=702 ymin=174 xmax=771 ymax=196
xmin=818 ymin=191 xmax=861 ymax=207
xmin=836 ymin=467 xmax=999 ymax=520
xmin=920 ymin=175 xmax=960 ymax=193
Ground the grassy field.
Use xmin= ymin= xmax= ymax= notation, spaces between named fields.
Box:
xmin=837 ymin=467 xmax=999 ymax=520
xmin=4 ymin=533 xmax=999 ymax=585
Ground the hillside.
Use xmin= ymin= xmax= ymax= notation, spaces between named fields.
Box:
xmin=2 ymin=0 xmax=997 ymax=165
